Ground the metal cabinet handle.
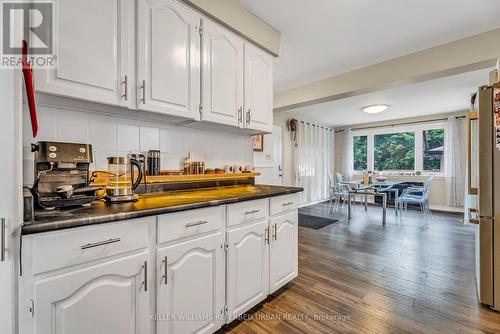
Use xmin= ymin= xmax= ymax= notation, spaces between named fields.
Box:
xmin=162 ymin=256 xmax=168 ymax=285
xmin=143 ymin=261 xmax=148 ymax=292
xmin=121 ymin=75 xmax=128 ymax=101
xmin=244 ymin=209 xmax=260 ymax=215
xmin=185 ymin=220 xmax=208 ymax=228
xmin=467 ymin=111 xmax=479 ymax=195
xmin=81 ymin=238 xmax=121 ymax=250
xmin=246 ymin=109 xmax=251 ymax=123
xmin=238 ymin=106 xmax=243 ymax=124
xmin=265 ymin=227 xmax=269 ymax=244
xmin=273 ymin=223 xmax=277 ymax=241
xmin=140 ymin=80 xmax=146 ymax=104
xmin=1 ymin=218 xmax=5 ymax=262
xmin=282 ymin=202 xmax=294 ymax=206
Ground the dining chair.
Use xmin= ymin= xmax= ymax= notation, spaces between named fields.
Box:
xmin=329 ymin=174 xmax=358 ymax=212
xmin=395 ymin=176 xmax=434 ymax=223
xmin=336 ymin=171 xmax=364 ymax=207
xmin=336 ymin=172 xmax=345 ymax=183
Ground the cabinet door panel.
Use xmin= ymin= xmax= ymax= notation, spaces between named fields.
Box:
xmin=57 ymin=0 xmax=115 ymax=90
xmin=35 ymin=0 xmax=132 ymax=107
xmin=226 ymin=220 xmax=269 ymax=319
xmin=151 ymin=10 xmax=188 ymax=107
xmin=202 ymin=20 xmax=243 ymax=127
xmin=33 ymin=252 xmax=150 ymax=334
xmin=0 ymin=68 xmax=15 ymax=334
xmin=158 ymin=232 xmax=225 ymax=334
xmin=244 ymin=43 xmax=273 ymax=132
xmin=270 ymin=212 xmax=298 ymax=293
xmin=138 ymin=0 xmax=200 ymax=118
xmin=54 ymin=277 xmax=135 ymax=334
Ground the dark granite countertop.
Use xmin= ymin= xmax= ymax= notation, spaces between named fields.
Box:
xmin=22 ymin=185 xmax=303 ymax=235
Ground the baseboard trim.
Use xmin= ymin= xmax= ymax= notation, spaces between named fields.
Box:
xmin=312 ymin=200 xmax=464 ymax=216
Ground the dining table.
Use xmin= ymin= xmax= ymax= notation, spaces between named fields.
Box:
xmin=343 ymin=180 xmax=404 ymax=225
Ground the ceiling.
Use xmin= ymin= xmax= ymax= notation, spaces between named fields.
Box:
xmin=240 ymin=0 xmax=500 ymax=93
xmin=289 ymin=68 xmax=491 ymax=128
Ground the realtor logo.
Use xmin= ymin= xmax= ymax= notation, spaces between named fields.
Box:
xmin=1 ymin=0 xmax=56 ymax=68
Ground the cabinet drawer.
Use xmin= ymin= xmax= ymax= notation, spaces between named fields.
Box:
xmin=30 ymin=217 xmax=151 ymax=275
xmin=270 ymin=193 xmax=300 ymax=216
xmin=157 ymin=206 xmax=224 ymax=244
xmin=227 ymin=198 xmax=269 ymax=227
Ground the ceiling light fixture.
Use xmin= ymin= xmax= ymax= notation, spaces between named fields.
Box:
xmin=363 ymin=104 xmax=388 ymax=114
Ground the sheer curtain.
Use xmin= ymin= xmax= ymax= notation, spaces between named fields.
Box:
xmin=446 ymin=117 xmax=466 ymax=206
xmin=341 ymin=128 xmax=353 ymax=180
xmin=293 ymin=121 xmax=333 ymax=205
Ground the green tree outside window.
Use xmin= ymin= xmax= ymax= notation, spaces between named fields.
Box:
xmin=353 ymin=136 xmax=367 ymax=171
xmin=423 ymin=129 xmax=444 ymax=171
xmin=374 ymin=132 xmax=415 ymax=171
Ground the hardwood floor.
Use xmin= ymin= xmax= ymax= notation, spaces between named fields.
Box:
xmin=219 ymin=202 xmax=500 ymax=334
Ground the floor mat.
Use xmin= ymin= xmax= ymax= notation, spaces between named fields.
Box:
xmin=298 ymin=213 xmax=338 ymax=230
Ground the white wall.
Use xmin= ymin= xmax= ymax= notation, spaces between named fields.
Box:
xmin=22 ymin=105 xmax=252 ymax=185
xmin=253 ymin=124 xmax=282 ymax=185
xmin=273 ymin=111 xmax=296 ymax=186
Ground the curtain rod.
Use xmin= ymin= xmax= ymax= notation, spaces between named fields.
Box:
xmin=334 ymin=115 xmax=466 ymax=133
xmin=298 ymin=120 xmax=334 ymax=131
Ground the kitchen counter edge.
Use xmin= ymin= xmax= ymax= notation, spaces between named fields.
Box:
xmin=22 ymin=186 xmax=304 ymax=235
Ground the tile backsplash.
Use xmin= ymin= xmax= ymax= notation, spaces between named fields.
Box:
xmin=23 ymin=105 xmax=253 ymax=185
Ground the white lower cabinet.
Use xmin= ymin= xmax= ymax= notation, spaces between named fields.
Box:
xmin=157 ymin=231 xmax=225 ymax=334
xmin=32 ymin=252 xmax=151 ymax=334
xmin=226 ymin=219 xmax=269 ymax=319
xmin=19 ymin=195 xmax=300 ymax=333
xmin=269 ymin=211 xmax=299 ymax=293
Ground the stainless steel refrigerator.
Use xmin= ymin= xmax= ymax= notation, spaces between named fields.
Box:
xmin=469 ymin=83 xmax=500 ymax=310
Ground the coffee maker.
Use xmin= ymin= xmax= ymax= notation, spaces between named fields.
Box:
xmin=31 ymin=141 xmax=101 ymax=209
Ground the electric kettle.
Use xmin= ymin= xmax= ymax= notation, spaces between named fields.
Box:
xmin=105 ymin=157 xmax=143 ymax=203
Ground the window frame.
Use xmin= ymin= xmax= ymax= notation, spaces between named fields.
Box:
xmin=350 ymin=122 xmax=447 ymax=177
xmin=352 ymin=135 xmax=368 ymax=172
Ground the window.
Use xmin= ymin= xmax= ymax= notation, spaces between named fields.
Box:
xmin=350 ymin=123 xmax=447 ymax=175
xmin=423 ymin=129 xmax=444 ymax=172
xmin=374 ymin=132 xmax=415 ymax=171
xmin=353 ymin=136 xmax=367 ymax=171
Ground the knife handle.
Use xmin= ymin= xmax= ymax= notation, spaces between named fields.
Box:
xmin=21 ymin=40 xmax=38 ymax=138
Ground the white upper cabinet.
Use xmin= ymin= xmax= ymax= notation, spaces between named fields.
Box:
xmin=201 ymin=19 xmax=244 ymax=127
xmin=244 ymin=43 xmax=274 ymax=133
xmin=35 ymin=0 xmax=134 ymax=107
xmin=157 ymin=232 xmax=225 ymax=334
xmin=137 ymin=0 xmax=201 ymax=119
xmin=269 ymin=212 xmax=298 ymax=293
xmin=31 ymin=252 xmax=150 ymax=334
xmin=33 ymin=0 xmax=274 ymax=132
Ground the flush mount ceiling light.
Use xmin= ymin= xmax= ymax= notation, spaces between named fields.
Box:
xmin=363 ymin=104 xmax=388 ymax=114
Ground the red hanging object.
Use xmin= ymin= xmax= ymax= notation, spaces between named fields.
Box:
xmin=21 ymin=40 xmax=38 ymax=138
